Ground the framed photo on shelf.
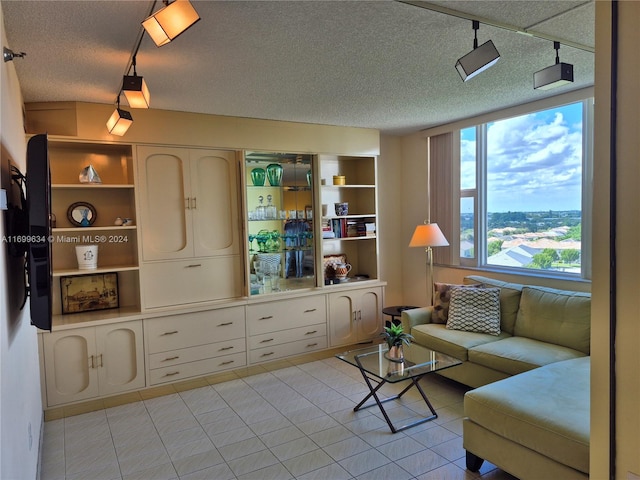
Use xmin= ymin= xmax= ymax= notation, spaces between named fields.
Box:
xmin=60 ymin=273 xmax=119 ymax=314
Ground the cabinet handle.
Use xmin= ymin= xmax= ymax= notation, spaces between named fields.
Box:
xmin=185 ymin=197 xmax=190 ymax=210
xmin=258 ymin=315 xmax=273 ymax=320
xmin=218 ymin=322 xmax=233 ymax=326
xmin=306 ymin=343 xmax=318 ymax=348
xmin=353 ymin=311 xmax=357 ymax=322
xmin=220 ymin=360 xmax=235 ymax=365
xmin=185 ymin=264 xmax=202 ymax=268
xmin=163 ymin=371 xmax=180 ymax=377
xmin=305 ymin=330 xmax=318 ymax=335
xmin=219 ymin=346 xmax=234 ymax=351
xmin=192 ymin=197 xmax=197 ymax=209
xmin=98 ymin=354 xmax=103 ymax=368
xmin=261 ymin=352 xmax=275 ymax=357
xmin=260 ymin=338 xmax=274 ymax=343
xmin=304 ymin=308 xmax=317 ymax=313
xmin=358 ymin=310 xmax=362 ymax=321
xmin=161 ymin=330 xmax=179 ymax=336
xmin=89 ymin=355 xmax=95 ymax=369
xmin=163 ymin=356 xmax=180 ymax=362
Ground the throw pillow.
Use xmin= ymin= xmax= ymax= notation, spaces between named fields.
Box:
xmin=446 ymin=287 xmax=501 ymax=335
xmin=432 ymin=282 xmax=482 ymax=324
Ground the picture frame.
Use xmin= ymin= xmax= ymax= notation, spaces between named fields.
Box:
xmin=67 ymin=201 xmax=97 ymax=227
xmin=60 ymin=273 xmax=119 ymax=314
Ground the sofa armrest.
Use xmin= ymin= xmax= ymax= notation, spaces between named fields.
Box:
xmin=401 ymin=306 xmax=434 ymax=333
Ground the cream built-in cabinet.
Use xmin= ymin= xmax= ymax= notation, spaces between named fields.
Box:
xmin=137 ymin=146 xmax=243 ymax=308
xmin=328 ymin=286 xmax=384 ymax=347
xmin=42 ymin=321 xmax=145 ymax=406
xmin=39 ymin=135 xmax=384 ymax=409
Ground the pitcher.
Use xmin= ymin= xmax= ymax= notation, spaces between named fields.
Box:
xmin=334 ymin=262 xmax=352 ymax=279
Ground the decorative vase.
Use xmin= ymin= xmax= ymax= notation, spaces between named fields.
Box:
xmin=266 ymin=163 xmax=283 ymax=186
xmin=386 ymin=345 xmax=404 ymax=363
xmin=251 ymin=168 xmax=266 ymax=186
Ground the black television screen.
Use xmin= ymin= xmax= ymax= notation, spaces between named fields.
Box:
xmin=26 ymin=134 xmax=52 ymax=331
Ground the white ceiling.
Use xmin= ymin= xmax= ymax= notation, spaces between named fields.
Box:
xmin=2 ymin=0 xmax=594 ymax=135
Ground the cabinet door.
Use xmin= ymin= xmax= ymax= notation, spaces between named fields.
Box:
xmin=356 ymin=288 xmax=383 ymax=341
xmin=328 ymin=292 xmax=358 ymax=346
xmin=190 ymin=149 xmax=240 ymax=257
xmin=43 ymin=328 xmax=99 ymax=406
xmin=138 ymin=146 xmax=192 ymax=260
xmin=95 ymin=321 xmax=145 ymax=396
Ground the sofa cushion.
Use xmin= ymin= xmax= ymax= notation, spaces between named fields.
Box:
xmin=411 ymin=323 xmax=510 ymax=361
xmin=446 ymin=287 xmax=501 ymax=335
xmin=468 ymin=337 xmax=587 ymax=375
xmin=465 ymin=275 xmax=523 ymax=334
xmin=514 ymin=286 xmax=591 ymax=355
xmin=432 ymin=282 xmax=482 ymax=324
xmin=464 ymin=357 xmax=590 ymax=474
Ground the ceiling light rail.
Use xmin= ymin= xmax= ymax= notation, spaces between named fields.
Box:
xmin=396 ymin=0 xmax=594 ymax=54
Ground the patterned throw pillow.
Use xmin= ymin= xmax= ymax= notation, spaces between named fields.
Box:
xmin=446 ymin=287 xmax=501 ymax=335
xmin=432 ymin=282 xmax=482 ymax=324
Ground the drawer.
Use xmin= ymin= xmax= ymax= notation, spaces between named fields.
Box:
xmin=149 ymin=351 xmax=247 ymax=385
xmin=248 ymin=323 xmax=326 ymax=350
xmin=246 ymin=295 xmax=326 ymax=335
xmin=249 ymin=337 xmax=327 ymax=364
xmin=148 ymin=338 xmax=246 ymax=369
xmin=145 ymin=307 xmax=245 ymax=353
xmin=142 ymin=256 xmax=243 ymax=308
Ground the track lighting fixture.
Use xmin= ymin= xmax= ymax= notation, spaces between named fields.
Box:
xmin=455 ymin=20 xmax=500 ymax=81
xmin=122 ymin=56 xmax=150 ymax=108
xmin=142 ymin=0 xmax=200 ymax=47
xmin=534 ymin=41 xmax=574 ymax=90
xmin=106 ymin=97 xmax=133 ymax=136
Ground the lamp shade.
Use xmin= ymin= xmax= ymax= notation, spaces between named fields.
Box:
xmin=106 ymin=108 xmax=133 ymax=136
xmin=455 ymin=40 xmax=500 ymax=81
xmin=122 ymin=75 xmax=150 ymax=108
xmin=534 ymin=62 xmax=574 ymax=90
xmin=142 ymin=0 xmax=200 ymax=47
xmin=409 ymin=223 xmax=449 ymax=248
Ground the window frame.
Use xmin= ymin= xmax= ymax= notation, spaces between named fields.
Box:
xmin=441 ymin=96 xmax=593 ymax=280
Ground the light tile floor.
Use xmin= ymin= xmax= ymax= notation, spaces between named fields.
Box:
xmin=40 ymin=354 xmax=518 ymax=480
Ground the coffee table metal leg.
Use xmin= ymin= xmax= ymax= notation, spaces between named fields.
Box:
xmin=353 ymin=359 xmax=438 ymax=433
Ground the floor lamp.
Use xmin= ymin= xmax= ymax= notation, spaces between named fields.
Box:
xmin=409 ymin=223 xmax=449 ymax=305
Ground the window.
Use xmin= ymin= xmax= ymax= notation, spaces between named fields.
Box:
xmin=452 ymin=99 xmax=592 ymax=278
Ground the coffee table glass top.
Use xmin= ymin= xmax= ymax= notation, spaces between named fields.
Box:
xmin=337 ymin=343 xmax=462 ymax=383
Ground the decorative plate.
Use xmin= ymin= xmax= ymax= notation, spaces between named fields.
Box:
xmin=67 ymin=201 xmax=97 ymax=227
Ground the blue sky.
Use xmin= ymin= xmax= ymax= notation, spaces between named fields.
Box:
xmin=461 ymin=102 xmax=583 ymax=213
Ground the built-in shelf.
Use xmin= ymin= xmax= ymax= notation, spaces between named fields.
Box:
xmin=53 ymin=265 xmax=140 ymax=277
xmin=52 ymin=184 xmax=135 ymax=189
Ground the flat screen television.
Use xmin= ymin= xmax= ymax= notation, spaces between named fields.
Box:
xmin=26 ymin=134 xmax=52 ymax=331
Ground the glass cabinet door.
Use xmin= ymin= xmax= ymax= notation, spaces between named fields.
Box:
xmin=245 ymin=152 xmax=314 ymax=295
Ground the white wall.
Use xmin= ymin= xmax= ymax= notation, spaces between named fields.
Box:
xmin=1 ymin=3 xmax=44 ymax=479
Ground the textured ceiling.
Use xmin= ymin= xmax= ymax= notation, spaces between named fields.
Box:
xmin=2 ymin=1 xmax=594 ymax=135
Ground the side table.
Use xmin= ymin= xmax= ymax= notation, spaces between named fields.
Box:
xmin=382 ymin=305 xmax=419 ymax=327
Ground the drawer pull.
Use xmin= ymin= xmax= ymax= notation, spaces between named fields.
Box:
xmin=261 ymin=352 xmax=275 ymax=357
xmin=218 ymin=322 xmax=233 ymax=326
xmin=220 ymin=360 xmax=235 ymax=365
xmin=219 ymin=346 xmax=234 ymax=351
xmin=163 ymin=356 xmax=180 ymax=362
xmin=260 ymin=338 xmax=274 ymax=343
xmin=304 ymin=308 xmax=317 ymax=313
xmin=185 ymin=264 xmax=202 ymax=268
xmin=305 ymin=330 xmax=318 ymax=335
xmin=307 ymin=343 xmax=319 ymax=347
xmin=163 ymin=371 xmax=180 ymax=377
xmin=161 ymin=330 xmax=179 ymax=336
xmin=258 ymin=315 xmax=273 ymax=320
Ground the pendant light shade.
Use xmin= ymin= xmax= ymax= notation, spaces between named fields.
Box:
xmin=106 ymin=108 xmax=133 ymax=136
xmin=455 ymin=21 xmax=500 ymax=81
xmin=122 ymin=75 xmax=150 ymax=108
xmin=142 ymin=0 xmax=200 ymax=47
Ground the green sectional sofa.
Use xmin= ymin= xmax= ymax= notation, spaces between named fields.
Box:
xmin=401 ymin=275 xmax=590 ymax=480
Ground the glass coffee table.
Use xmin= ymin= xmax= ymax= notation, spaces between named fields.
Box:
xmin=336 ymin=343 xmax=462 ymax=433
